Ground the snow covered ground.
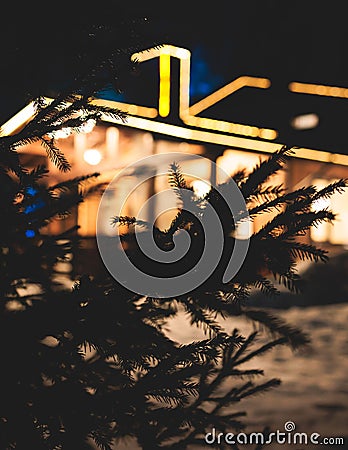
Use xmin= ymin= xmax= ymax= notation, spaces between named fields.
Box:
xmin=168 ymin=302 xmax=348 ymax=449
xmin=111 ymin=302 xmax=348 ymax=449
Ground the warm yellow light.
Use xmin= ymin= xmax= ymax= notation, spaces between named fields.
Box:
xmin=181 ymin=75 xmax=275 ymax=140
xmin=259 ymin=128 xmax=278 ymax=140
xmin=83 ymin=149 xmax=102 ymax=166
xmin=182 ymin=115 xmax=277 ymax=140
xmin=174 ymin=47 xmax=190 ymax=59
xmin=0 ymin=45 xmax=280 ymax=143
xmin=292 ymin=147 xmax=348 ymax=165
xmin=101 ymin=111 xmax=348 ymax=166
xmin=47 ymin=118 xmax=96 ymax=140
xmin=79 ymin=118 xmax=96 ymax=133
xmin=48 ymin=128 xmax=72 ymax=139
xmin=130 ymin=45 xmax=276 ymax=140
xmin=289 ymin=81 xmax=348 ymax=98
xmin=312 ymin=197 xmax=330 ymax=213
xmin=216 ymin=149 xmax=263 ymax=183
xmin=191 ymin=179 xmax=211 ymax=198
xmin=92 ymin=98 xmax=158 ymax=119
xmin=0 ymin=102 xmax=37 ymax=136
xmin=188 ymin=76 xmax=271 ymax=116
xmin=291 ymin=113 xmax=319 ymax=130
xmin=234 ymin=218 xmax=253 ymax=240
xmin=159 ymin=49 xmax=171 ymax=117
xmin=5 ymin=96 xmax=348 ymax=168
xmin=132 ymin=47 xmax=161 ymax=63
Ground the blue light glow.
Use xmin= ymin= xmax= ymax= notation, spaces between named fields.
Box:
xmin=24 ymin=199 xmax=45 ymax=214
xmin=96 ymin=85 xmax=125 ymax=102
xmin=190 ymin=47 xmax=223 ymax=99
xmin=26 ymin=186 xmax=38 ymax=196
xmin=25 ymin=230 xmax=35 ymax=238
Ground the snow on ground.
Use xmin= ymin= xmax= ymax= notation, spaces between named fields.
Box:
xmin=166 ymin=302 xmax=348 ymax=449
xmin=111 ymin=302 xmax=348 ymax=449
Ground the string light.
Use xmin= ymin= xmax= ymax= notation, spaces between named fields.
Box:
xmin=83 ymin=149 xmax=102 ymax=166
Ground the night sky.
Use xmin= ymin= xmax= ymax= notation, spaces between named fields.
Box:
xmin=1 ymin=1 xmax=348 ymax=153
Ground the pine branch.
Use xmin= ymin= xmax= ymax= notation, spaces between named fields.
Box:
xmin=252 ymin=276 xmax=280 ymax=297
xmin=312 ymin=178 xmax=348 ymax=201
xmin=23 ymin=165 xmax=49 ymax=184
xmin=168 ymin=162 xmax=194 ymax=205
xmin=231 ymin=331 xmax=258 ymax=362
xmin=237 ymin=378 xmax=282 ymax=400
xmin=247 ymin=184 xmax=285 ymax=203
xmin=243 ymin=309 xmax=310 ymax=349
xmin=274 ymin=269 xmax=302 ymax=293
xmin=110 ymin=215 xmax=151 ymax=229
xmin=49 ymin=173 xmax=100 ymax=196
xmin=247 ymin=186 xmax=316 ymax=220
xmin=168 ymin=162 xmax=188 ymax=190
xmin=232 ymin=337 xmax=288 ymax=367
xmin=180 ymin=297 xmax=229 ymax=339
xmin=83 ymin=102 xmax=128 ymax=123
xmin=232 ymin=169 xmax=247 ymax=185
xmin=280 ymin=240 xmax=328 ymax=263
xmin=239 ymin=145 xmax=294 ymax=199
xmin=89 ymin=428 xmax=113 ymax=450
xmin=256 ymin=208 xmax=335 ymax=239
xmin=40 ymin=137 xmax=71 ymax=172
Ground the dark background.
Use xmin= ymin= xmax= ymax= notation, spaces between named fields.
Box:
xmin=1 ymin=1 xmax=348 ymax=154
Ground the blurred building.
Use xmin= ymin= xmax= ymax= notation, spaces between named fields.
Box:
xmin=2 ymin=43 xmax=348 ymax=276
